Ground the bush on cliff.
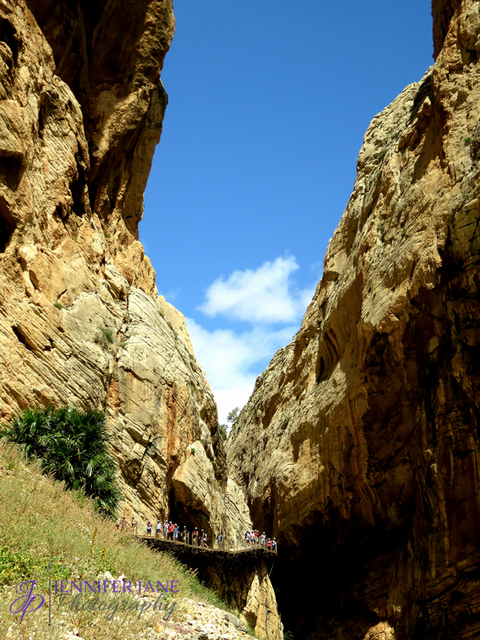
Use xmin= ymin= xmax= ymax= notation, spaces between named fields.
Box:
xmin=1 ymin=405 xmax=120 ymax=518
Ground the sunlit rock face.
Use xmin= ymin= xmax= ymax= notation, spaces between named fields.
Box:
xmin=228 ymin=1 xmax=480 ymax=638
xmin=0 ymin=0 xmax=236 ymax=543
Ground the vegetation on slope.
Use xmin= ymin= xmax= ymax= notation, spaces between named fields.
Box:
xmin=0 ymin=441 xmax=229 ymax=639
xmin=1 ymin=406 xmax=120 ymax=518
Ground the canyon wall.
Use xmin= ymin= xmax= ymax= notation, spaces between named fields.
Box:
xmin=0 ymin=0 xmax=215 ymax=531
xmin=0 ymin=4 xmax=283 ymax=637
xmin=228 ymin=1 xmax=480 ymax=638
xmin=0 ymin=0 xmax=243 ymax=539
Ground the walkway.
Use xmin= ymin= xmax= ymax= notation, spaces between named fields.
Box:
xmin=135 ymin=534 xmax=278 ymax=557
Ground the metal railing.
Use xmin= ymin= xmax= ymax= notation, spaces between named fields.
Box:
xmin=119 ymin=523 xmax=278 ymax=555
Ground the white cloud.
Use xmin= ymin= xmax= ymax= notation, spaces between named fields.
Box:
xmin=187 ymin=254 xmax=317 ymax=424
xmin=198 ymin=255 xmax=315 ymax=324
xmin=186 ymin=318 xmax=296 ymax=424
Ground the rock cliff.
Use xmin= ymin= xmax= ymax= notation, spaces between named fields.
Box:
xmin=228 ymin=1 xmax=480 ymax=638
xmin=0 ymin=0 xmax=239 ymax=537
xmin=0 ymin=2 xmax=283 ymax=638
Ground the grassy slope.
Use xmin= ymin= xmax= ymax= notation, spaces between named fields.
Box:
xmin=0 ymin=441 xmax=229 ymax=639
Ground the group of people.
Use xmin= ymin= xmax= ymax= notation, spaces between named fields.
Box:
xmin=116 ymin=515 xmax=136 ymax=532
xmin=146 ymin=520 xmax=185 ymax=541
xmin=192 ymin=527 xmax=209 ymax=547
xmin=142 ymin=520 xmax=211 ymax=547
xmin=116 ymin=516 xmax=276 ymax=552
xmin=244 ymin=529 xmax=277 ymax=551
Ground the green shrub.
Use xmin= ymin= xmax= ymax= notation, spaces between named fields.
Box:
xmin=94 ymin=325 xmax=114 ymax=348
xmin=219 ymin=424 xmax=228 ymax=441
xmin=227 ymin=407 xmax=240 ymax=427
xmin=1 ymin=405 xmax=120 ymax=518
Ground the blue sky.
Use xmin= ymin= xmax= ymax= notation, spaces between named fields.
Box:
xmin=141 ymin=0 xmax=433 ymax=424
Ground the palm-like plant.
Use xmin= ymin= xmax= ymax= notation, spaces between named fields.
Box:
xmin=1 ymin=405 xmax=120 ymax=518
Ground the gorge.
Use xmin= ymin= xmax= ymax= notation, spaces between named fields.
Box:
xmin=1 ymin=1 xmax=480 ymax=639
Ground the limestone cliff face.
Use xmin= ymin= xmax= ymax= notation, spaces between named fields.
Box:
xmin=0 ymin=0 xmax=245 ymax=543
xmin=228 ymin=1 xmax=480 ymax=638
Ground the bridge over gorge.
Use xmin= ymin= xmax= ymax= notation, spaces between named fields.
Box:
xmin=135 ymin=533 xmax=278 ymax=558
xmin=134 ymin=533 xmax=278 ymax=611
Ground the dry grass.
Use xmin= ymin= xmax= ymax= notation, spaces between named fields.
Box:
xmin=0 ymin=441 xmax=228 ymax=639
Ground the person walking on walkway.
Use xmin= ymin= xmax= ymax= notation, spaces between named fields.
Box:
xmin=156 ymin=520 xmax=162 ymax=538
xmin=147 ymin=520 xmax=152 ymax=536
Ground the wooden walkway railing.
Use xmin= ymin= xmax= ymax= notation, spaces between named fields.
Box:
xmin=131 ymin=531 xmax=278 ymax=556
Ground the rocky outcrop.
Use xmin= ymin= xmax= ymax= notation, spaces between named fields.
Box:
xmin=228 ymin=1 xmax=480 ymax=638
xmin=26 ymin=0 xmax=175 ymax=266
xmin=210 ymin=559 xmax=282 ymax=640
xmin=148 ymin=542 xmax=283 ymax=640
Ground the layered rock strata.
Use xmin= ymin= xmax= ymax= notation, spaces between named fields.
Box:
xmin=228 ymin=1 xmax=480 ymax=638
xmin=0 ymin=2 xmax=283 ymax=637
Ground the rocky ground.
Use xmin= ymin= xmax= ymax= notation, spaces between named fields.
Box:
xmin=3 ymin=581 xmax=255 ymax=640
